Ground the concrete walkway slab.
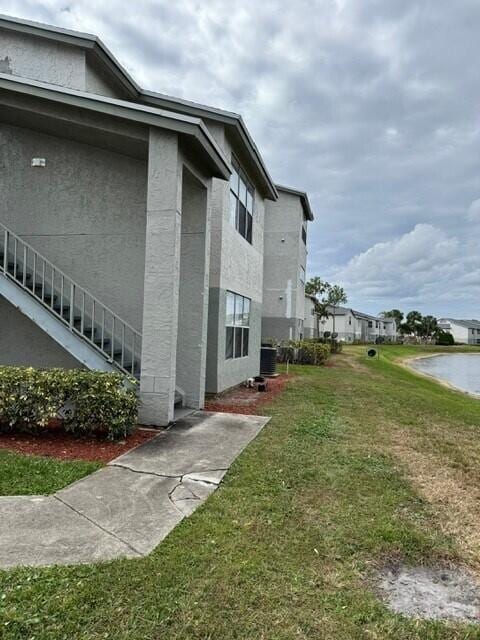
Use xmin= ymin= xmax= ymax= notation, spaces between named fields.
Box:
xmin=0 ymin=411 xmax=269 ymax=568
xmin=57 ymin=466 xmax=183 ymax=555
xmin=112 ymin=411 xmax=270 ymax=479
xmin=0 ymin=495 xmax=139 ymax=568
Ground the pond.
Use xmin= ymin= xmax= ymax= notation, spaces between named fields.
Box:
xmin=410 ymin=353 xmax=480 ymax=397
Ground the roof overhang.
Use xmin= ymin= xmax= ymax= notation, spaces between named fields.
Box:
xmin=0 ymin=14 xmax=141 ymax=99
xmin=141 ymin=91 xmax=278 ymax=200
xmin=0 ymin=72 xmax=230 ymax=180
xmin=275 ymin=184 xmax=314 ymax=221
xmin=0 ymin=14 xmax=275 ymax=198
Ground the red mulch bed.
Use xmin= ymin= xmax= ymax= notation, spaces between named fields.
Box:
xmin=0 ymin=427 xmax=158 ymax=464
xmin=0 ymin=374 xmax=291 ymax=462
xmin=204 ymin=373 xmax=291 ymax=415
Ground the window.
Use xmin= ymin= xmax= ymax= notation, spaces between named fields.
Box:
xmin=229 ymin=158 xmax=254 ymax=244
xmin=225 ymin=291 xmax=250 ymax=359
xmin=368 ymin=321 xmax=373 ymax=328
xmin=348 ymin=316 xmax=352 ymax=325
xmin=300 ymin=266 xmax=305 ymax=285
xmin=301 ymin=221 xmax=307 ymax=245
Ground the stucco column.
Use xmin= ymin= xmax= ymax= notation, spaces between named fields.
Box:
xmin=175 ymin=169 xmax=211 ymax=408
xmin=138 ymin=128 xmax=182 ymax=425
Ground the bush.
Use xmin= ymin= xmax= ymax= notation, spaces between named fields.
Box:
xmin=330 ymin=340 xmax=343 ymax=354
xmin=277 ymin=340 xmax=330 ymax=365
xmin=435 ymin=331 xmax=455 ymax=346
xmin=0 ymin=367 xmax=138 ymax=440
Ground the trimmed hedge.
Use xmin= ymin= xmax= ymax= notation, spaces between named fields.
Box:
xmin=436 ymin=331 xmax=455 ymax=346
xmin=0 ymin=367 xmax=138 ymax=440
xmin=277 ymin=340 xmax=330 ymax=365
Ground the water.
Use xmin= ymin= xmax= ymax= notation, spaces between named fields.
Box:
xmin=410 ymin=354 xmax=480 ymax=396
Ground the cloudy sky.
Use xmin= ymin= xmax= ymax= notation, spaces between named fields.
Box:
xmin=2 ymin=0 xmax=480 ymax=317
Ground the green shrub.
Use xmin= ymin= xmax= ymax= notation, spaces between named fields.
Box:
xmin=435 ymin=331 xmax=455 ymax=346
xmin=0 ymin=367 xmax=138 ymax=440
xmin=330 ymin=340 xmax=343 ymax=354
xmin=277 ymin=340 xmax=330 ymax=365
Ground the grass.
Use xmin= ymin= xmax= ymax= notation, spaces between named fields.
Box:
xmin=0 ymin=449 xmax=101 ymax=496
xmin=2 ymin=344 xmax=480 ymax=638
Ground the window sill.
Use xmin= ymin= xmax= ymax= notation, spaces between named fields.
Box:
xmin=225 ymin=355 xmax=250 ymax=362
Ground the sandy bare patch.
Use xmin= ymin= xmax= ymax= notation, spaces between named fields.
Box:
xmin=379 ymin=565 xmax=480 ymax=621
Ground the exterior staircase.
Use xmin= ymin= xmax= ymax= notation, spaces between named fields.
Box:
xmin=0 ymin=221 xmax=141 ymax=378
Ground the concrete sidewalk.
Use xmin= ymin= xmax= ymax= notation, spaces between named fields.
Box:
xmin=0 ymin=411 xmax=269 ymax=569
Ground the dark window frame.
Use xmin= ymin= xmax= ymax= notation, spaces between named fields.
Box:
xmin=301 ymin=221 xmax=307 ymax=245
xmin=229 ymin=157 xmax=254 ymax=244
xmin=225 ymin=291 xmax=251 ymax=360
xmin=300 ymin=265 xmax=305 ymax=285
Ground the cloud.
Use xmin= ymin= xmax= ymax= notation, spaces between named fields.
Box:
xmin=2 ymin=0 xmax=480 ymax=316
xmin=468 ymin=199 xmax=480 ymax=221
xmin=330 ymin=222 xmax=480 ymax=315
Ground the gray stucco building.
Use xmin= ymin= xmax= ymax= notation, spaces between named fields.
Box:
xmin=262 ymin=185 xmax=314 ymax=342
xmin=0 ymin=14 xmax=277 ymax=425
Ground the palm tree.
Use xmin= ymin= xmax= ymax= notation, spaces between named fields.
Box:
xmin=419 ymin=315 xmax=438 ymax=342
xmin=406 ymin=310 xmax=423 ymax=337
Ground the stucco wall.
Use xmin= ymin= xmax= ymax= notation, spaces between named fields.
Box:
xmin=204 ymin=124 xmax=265 ymax=393
xmin=450 ymin=324 xmax=470 ymax=343
xmin=263 ymin=190 xmax=307 ymax=340
xmin=304 ymin=296 xmax=317 ymax=338
xmin=84 ymin=55 xmax=128 ymax=99
xmin=0 ymin=296 xmax=83 ymax=368
xmin=261 ymin=316 xmax=301 ymax=342
xmin=0 ymin=122 xmax=147 ymax=331
xmin=0 ymin=29 xmax=85 ymax=90
xmin=0 ymin=29 xmax=128 ymax=100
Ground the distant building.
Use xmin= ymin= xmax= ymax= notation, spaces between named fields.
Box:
xmin=319 ymin=306 xmax=397 ymax=343
xmin=438 ymin=319 xmax=480 ymax=345
xmin=303 ymin=294 xmax=319 ymax=339
xmin=262 ymin=185 xmax=314 ymax=341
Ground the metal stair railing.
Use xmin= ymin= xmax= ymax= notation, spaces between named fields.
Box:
xmin=0 ymin=221 xmax=141 ymax=377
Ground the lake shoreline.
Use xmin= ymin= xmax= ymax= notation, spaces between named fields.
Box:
xmin=400 ymin=352 xmax=480 ymax=399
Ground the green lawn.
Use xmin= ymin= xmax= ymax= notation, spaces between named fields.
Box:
xmin=0 ymin=449 xmax=101 ymax=496
xmin=2 ymin=344 xmax=480 ymax=639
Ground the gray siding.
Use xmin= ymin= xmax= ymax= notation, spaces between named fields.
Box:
xmin=0 ymin=123 xmax=147 ymax=331
xmin=0 ymin=296 xmax=83 ymax=369
xmin=262 ymin=317 xmax=302 ymax=343
xmin=85 ymin=55 xmax=129 ymax=99
xmin=0 ymin=29 xmax=128 ymax=100
xmin=206 ymin=292 xmax=262 ymax=392
xmin=205 ymin=124 xmax=265 ymax=393
xmin=0 ymin=29 xmax=85 ymax=90
xmin=263 ymin=190 xmax=307 ymax=341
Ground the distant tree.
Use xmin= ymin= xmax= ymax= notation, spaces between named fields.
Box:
xmin=326 ymin=285 xmax=348 ymax=338
xmin=305 ymin=278 xmax=348 ymax=340
xmin=406 ymin=310 xmax=423 ymax=336
xmin=436 ymin=330 xmax=454 ymax=346
xmin=379 ymin=309 xmax=404 ymax=327
xmin=419 ymin=315 xmax=438 ymax=341
xmin=305 ymin=277 xmax=330 ymax=336
xmin=305 ymin=277 xmax=329 ymax=298
xmin=398 ymin=322 xmax=412 ymax=336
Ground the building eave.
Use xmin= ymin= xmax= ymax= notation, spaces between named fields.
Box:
xmin=0 ymin=72 xmax=230 ymax=180
xmin=141 ymin=91 xmax=278 ymax=200
xmin=0 ymin=14 xmax=276 ymax=199
xmin=275 ymin=184 xmax=314 ymax=221
xmin=0 ymin=13 xmax=141 ymax=98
